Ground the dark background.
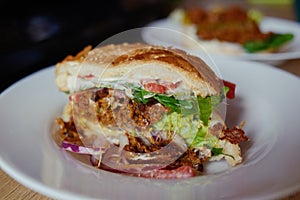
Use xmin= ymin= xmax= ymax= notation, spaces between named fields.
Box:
xmin=0 ymin=0 xmax=180 ymax=92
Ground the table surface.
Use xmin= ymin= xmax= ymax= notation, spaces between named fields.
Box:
xmin=1 ymin=1 xmax=300 ymax=200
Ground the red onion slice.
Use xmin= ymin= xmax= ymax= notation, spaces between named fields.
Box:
xmin=62 ymin=141 xmax=105 ymax=155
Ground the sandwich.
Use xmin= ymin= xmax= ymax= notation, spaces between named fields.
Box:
xmin=54 ymin=43 xmax=248 ymax=179
xmin=169 ymin=5 xmax=294 ymax=54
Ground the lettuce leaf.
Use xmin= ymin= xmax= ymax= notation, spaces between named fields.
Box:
xmin=197 ymin=95 xmax=222 ymax=126
xmin=211 ymin=147 xmax=235 ymax=160
xmin=190 ymin=126 xmax=218 ymax=148
xmin=132 ymin=86 xmax=227 ymax=124
xmin=132 ymin=87 xmax=198 ymax=114
xmin=153 ymin=112 xmax=219 ymax=148
xmin=153 ymin=112 xmax=201 ymax=145
xmin=243 ymin=33 xmax=294 ymax=53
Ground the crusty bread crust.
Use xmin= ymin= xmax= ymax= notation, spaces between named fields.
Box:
xmin=55 ymin=43 xmax=221 ymax=96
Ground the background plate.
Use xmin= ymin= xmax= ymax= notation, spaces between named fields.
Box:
xmin=143 ymin=17 xmax=300 ymax=63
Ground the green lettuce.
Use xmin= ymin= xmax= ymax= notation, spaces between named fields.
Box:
xmin=132 ymin=87 xmax=198 ymax=114
xmin=197 ymin=95 xmax=222 ymax=126
xmin=153 ymin=112 xmax=219 ymax=148
xmin=190 ymin=126 xmax=218 ymax=148
xmin=211 ymin=147 xmax=235 ymax=160
xmin=243 ymin=33 xmax=294 ymax=53
xmin=132 ymin=86 xmax=226 ymax=124
xmin=153 ymin=112 xmax=200 ymax=145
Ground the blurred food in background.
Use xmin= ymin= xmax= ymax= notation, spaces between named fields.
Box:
xmin=169 ymin=5 xmax=294 ymax=54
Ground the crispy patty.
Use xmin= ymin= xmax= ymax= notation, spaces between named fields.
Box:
xmin=92 ymin=88 xmax=170 ymax=132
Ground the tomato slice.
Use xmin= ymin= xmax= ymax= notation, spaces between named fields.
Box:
xmin=223 ymin=80 xmax=236 ymax=99
xmin=142 ymin=81 xmax=168 ymax=94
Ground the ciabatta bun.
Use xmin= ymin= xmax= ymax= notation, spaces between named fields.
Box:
xmin=55 ymin=43 xmax=221 ymax=97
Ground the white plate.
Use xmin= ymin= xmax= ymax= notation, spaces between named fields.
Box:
xmin=143 ymin=17 xmax=300 ymax=63
xmin=0 ymin=60 xmax=300 ymax=200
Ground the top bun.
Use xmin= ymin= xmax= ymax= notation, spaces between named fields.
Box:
xmin=55 ymin=43 xmax=221 ymax=97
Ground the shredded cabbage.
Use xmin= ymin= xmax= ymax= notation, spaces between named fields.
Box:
xmin=153 ymin=112 xmax=218 ymax=148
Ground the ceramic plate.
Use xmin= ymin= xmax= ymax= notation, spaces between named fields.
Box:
xmin=0 ymin=59 xmax=300 ymax=200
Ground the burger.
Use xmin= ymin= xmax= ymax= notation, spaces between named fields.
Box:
xmin=54 ymin=43 xmax=248 ymax=179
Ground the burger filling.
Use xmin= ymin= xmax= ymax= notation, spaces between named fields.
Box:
xmin=55 ymin=79 xmax=248 ymax=178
